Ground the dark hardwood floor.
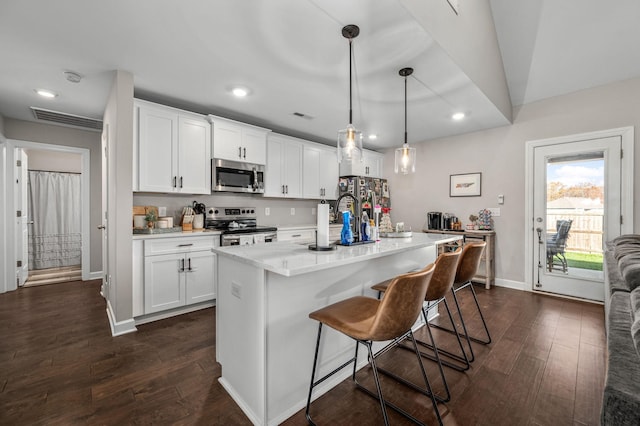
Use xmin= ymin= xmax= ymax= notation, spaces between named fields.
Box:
xmin=0 ymin=280 xmax=605 ymax=425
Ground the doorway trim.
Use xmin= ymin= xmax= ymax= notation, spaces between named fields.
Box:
xmin=524 ymin=126 xmax=634 ymax=292
xmin=5 ymin=139 xmax=91 ymax=290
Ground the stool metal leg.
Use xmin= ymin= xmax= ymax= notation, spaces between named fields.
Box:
xmin=306 ymin=323 xmax=323 ymax=425
xmin=431 ymin=281 xmax=492 ymax=346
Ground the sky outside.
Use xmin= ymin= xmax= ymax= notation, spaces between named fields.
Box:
xmin=547 ymin=159 xmax=604 ymax=187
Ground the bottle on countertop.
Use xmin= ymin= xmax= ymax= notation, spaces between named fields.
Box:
xmin=340 ymin=211 xmax=354 ymax=245
xmin=361 ymin=211 xmax=370 ymax=242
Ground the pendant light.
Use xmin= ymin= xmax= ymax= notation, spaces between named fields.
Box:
xmin=394 ymin=67 xmax=417 ymax=174
xmin=337 ymin=24 xmax=363 ymax=164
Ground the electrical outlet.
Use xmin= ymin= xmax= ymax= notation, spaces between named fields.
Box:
xmin=265 ymin=207 xmax=270 ymax=216
xmin=488 ymin=207 xmax=501 ymax=217
xmin=312 ymin=207 xmax=316 ymax=215
xmin=158 ymin=206 xmax=167 ymax=216
xmin=290 ymin=208 xmax=295 ymax=216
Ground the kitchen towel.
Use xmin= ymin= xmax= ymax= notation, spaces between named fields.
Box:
xmin=317 ymin=204 xmax=330 ymax=247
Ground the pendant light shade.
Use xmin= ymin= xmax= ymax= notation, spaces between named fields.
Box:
xmin=337 ymin=25 xmax=363 ymax=164
xmin=394 ymin=67 xmax=417 ymax=174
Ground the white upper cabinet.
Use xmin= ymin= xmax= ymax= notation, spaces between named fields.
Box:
xmin=303 ymin=144 xmax=339 ymax=200
xmin=264 ymin=134 xmax=303 ymax=198
xmin=338 ymin=149 xmax=384 ymax=178
xmin=210 ymin=116 xmax=270 ymax=165
xmin=134 ymin=99 xmax=211 ymax=194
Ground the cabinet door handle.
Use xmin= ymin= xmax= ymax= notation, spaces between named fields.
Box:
xmin=188 ymin=258 xmax=192 ymax=271
xmin=243 ymin=147 xmax=246 ymax=159
xmin=179 ymin=176 xmax=183 ymax=188
xmin=173 ymin=176 xmax=177 ymax=188
xmin=292 ymin=234 xmax=302 ymax=238
xmin=177 ymin=243 xmax=193 ymax=247
xmin=285 ymin=185 xmax=288 ymax=194
xmin=238 ymin=147 xmax=242 ymax=158
xmin=282 ymin=185 xmax=285 ymax=194
xmin=179 ymin=258 xmax=185 ymax=272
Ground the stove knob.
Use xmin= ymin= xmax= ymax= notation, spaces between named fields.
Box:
xmin=214 ymin=209 xmax=219 ymax=214
xmin=242 ymin=209 xmax=246 ymax=214
xmin=250 ymin=209 xmax=255 ymax=214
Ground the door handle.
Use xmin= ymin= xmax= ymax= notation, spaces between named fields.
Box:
xmin=173 ymin=176 xmax=177 ymax=188
xmin=238 ymin=147 xmax=242 ymax=158
xmin=97 ymin=225 xmax=105 ymax=230
xmin=179 ymin=176 xmax=183 ymax=188
xmin=243 ymin=147 xmax=246 ymax=159
xmin=27 ymin=221 xmax=35 ymax=225
xmin=188 ymin=258 xmax=192 ymax=271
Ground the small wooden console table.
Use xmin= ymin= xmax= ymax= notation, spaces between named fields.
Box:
xmin=422 ymin=229 xmax=496 ymax=289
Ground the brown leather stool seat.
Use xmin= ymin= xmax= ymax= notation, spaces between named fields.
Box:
xmin=372 ymin=249 xmax=471 ymax=375
xmin=305 ymin=264 xmax=442 ymax=426
xmin=432 ymin=242 xmax=491 ymax=362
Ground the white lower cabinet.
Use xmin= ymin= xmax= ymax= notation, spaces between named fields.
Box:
xmin=138 ymin=236 xmax=217 ymax=316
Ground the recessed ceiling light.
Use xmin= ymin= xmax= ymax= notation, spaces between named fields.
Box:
xmin=232 ymin=87 xmax=249 ymax=97
xmin=452 ymin=112 xmax=465 ymax=121
xmin=368 ymin=134 xmax=377 ymax=140
xmin=35 ymin=89 xmax=57 ymax=98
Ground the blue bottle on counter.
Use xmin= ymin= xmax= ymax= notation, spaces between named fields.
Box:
xmin=340 ymin=211 xmax=354 ymax=245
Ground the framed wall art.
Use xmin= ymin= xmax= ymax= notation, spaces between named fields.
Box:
xmin=450 ymin=172 xmax=481 ymax=197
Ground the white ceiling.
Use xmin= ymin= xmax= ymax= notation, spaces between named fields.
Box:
xmin=1 ymin=0 xmax=639 ymax=149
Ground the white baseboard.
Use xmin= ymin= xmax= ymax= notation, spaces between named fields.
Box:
xmin=494 ymin=278 xmax=527 ymax=291
xmin=106 ymin=300 xmax=137 ymax=336
xmin=88 ymin=271 xmax=103 ymax=280
xmin=134 ymin=301 xmax=216 ymax=326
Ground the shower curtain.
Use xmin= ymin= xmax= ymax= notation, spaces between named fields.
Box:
xmin=28 ymin=170 xmax=82 ymax=270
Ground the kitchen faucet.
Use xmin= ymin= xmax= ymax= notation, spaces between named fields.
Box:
xmin=335 ymin=192 xmax=361 ymax=242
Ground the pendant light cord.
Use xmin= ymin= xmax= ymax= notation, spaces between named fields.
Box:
xmin=404 ymin=74 xmax=408 ymax=145
xmin=349 ymin=38 xmax=353 ymax=125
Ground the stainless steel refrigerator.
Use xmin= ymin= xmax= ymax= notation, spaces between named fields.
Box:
xmin=335 ymin=176 xmax=390 ymax=220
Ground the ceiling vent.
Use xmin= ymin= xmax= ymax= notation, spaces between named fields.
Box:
xmin=30 ymin=107 xmax=103 ymax=131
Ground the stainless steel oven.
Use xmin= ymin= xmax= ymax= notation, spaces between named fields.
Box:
xmin=205 ymin=206 xmax=277 ymax=246
xmin=212 ymin=159 xmax=264 ymax=193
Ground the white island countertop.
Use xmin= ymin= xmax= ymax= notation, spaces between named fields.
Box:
xmin=213 ymin=232 xmax=461 ymax=277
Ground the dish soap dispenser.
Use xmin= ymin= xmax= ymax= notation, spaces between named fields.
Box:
xmin=361 ymin=211 xmax=370 ymax=242
xmin=340 ymin=211 xmax=354 ymax=245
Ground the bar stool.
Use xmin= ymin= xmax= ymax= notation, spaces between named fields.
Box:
xmin=305 ymin=264 xmax=442 ymax=426
xmin=372 ymin=249 xmax=470 ymax=373
xmin=432 ymin=242 xmax=491 ymax=362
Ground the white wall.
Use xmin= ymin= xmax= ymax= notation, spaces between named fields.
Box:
xmin=25 ymin=149 xmax=81 ymax=173
xmin=0 ymin=114 xmax=6 ymax=293
xmin=103 ymin=70 xmax=134 ymax=327
xmin=386 ymin=76 xmax=640 ymax=285
xmin=4 ymin=119 xmax=102 ymax=273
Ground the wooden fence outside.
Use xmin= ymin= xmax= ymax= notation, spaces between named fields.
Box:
xmin=547 ymin=212 xmax=604 ymax=254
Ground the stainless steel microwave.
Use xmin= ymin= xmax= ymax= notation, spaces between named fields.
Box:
xmin=212 ymin=159 xmax=265 ymax=193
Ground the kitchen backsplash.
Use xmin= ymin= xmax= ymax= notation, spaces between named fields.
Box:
xmin=133 ymin=193 xmax=324 ymax=226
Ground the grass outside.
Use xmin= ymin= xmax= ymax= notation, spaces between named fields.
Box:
xmin=565 ymin=251 xmax=603 ymax=271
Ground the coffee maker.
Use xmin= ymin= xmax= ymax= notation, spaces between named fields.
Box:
xmin=443 ymin=213 xmax=458 ymax=230
xmin=426 ymin=212 xmax=443 ymax=230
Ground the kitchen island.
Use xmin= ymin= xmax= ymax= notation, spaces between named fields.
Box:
xmin=214 ymin=233 xmax=460 ymax=426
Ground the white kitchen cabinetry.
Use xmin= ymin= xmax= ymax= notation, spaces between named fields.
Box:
xmin=135 ymin=100 xmax=211 ymax=194
xmin=303 ymin=144 xmax=339 ymax=199
xmin=210 ymin=116 xmax=270 ymax=165
xmin=265 ymin=134 xmax=303 ymax=198
xmin=338 ymin=149 xmax=384 ymax=178
xmin=142 ymin=236 xmax=216 ymax=315
xmin=277 ymin=225 xmax=343 ymax=244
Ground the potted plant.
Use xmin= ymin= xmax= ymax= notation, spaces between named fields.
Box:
xmin=145 ymin=211 xmax=156 ymax=228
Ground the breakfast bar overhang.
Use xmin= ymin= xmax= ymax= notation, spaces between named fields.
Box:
xmin=214 ymin=233 xmax=461 ymax=426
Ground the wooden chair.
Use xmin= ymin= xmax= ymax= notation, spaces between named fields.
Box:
xmin=306 ymin=263 xmax=442 ymax=425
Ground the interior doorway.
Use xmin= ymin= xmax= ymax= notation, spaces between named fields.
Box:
xmin=525 ymin=127 xmax=634 ymax=302
xmin=5 ymin=140 xmax=90 ymax=291
xmin=24 ymin=149 xmax=83 ymax=286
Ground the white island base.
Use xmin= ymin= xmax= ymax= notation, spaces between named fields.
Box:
xmin=215 ymin=234 xmax=459 ymax=425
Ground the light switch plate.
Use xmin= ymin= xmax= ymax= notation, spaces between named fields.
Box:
xmin=290 ymin=208 xmax=295 ymax=216
xmin=158 ymin=206 xmax=167 ymax=216
xmin=488 ymin=207 xmax=501 ymax=217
